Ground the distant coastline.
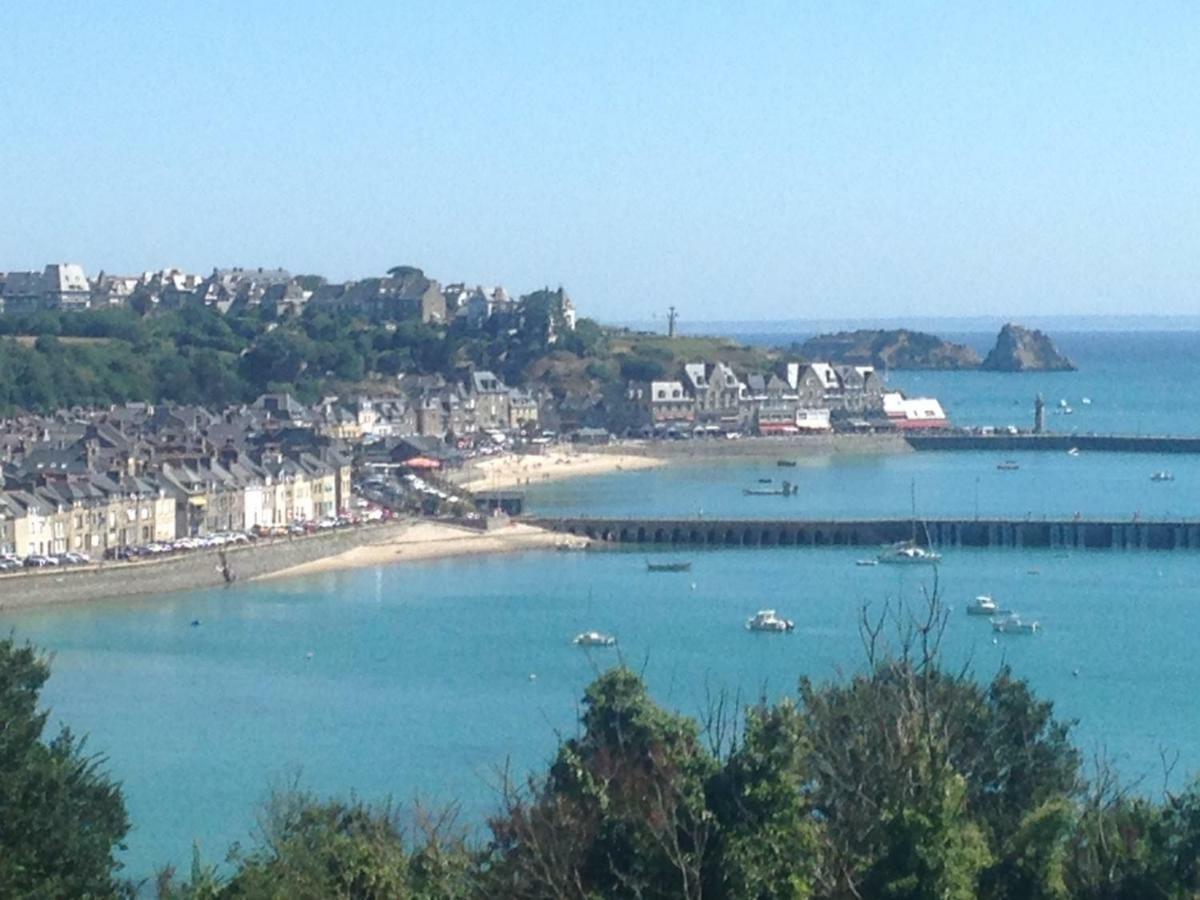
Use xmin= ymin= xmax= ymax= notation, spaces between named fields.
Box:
xmin=616 ymin=315 xmax=1200 ymax=335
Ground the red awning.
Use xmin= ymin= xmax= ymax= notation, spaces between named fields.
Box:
xmin=404 ymin=456 xmax=442 ymax=469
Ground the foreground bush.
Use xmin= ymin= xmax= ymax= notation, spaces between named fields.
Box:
xmin=0 ymin=636 xmax=131 ymax=899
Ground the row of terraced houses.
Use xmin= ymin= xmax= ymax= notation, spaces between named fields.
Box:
xmin=628 ymin=361 xmax=947 ymax=435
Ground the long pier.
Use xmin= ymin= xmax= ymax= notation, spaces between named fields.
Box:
xmin=527 ymin=516 xmax=1200 ymax=551
xmin=907 ymin=433 xmax=1200 ymax=453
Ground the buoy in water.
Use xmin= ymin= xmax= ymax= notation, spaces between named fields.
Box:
xmin=190 ymin=619 xmax=201 ymax=627
xmin=528 ymin=673 xmax=537 ymax=681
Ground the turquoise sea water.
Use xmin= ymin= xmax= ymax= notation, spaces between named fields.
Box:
xmin=3 ymin=331 xmax=1200 ymax=883
xmin=9 ymin=546 xmax=1200 ymax=881
xmin=526 ymin=450 xmax=1197 ymax=521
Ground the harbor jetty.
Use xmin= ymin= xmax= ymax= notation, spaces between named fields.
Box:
xmin=527 ymin=515 xmax=1200 ymax=552
xmin=907 ymin=433 xmax=1200 ymax=454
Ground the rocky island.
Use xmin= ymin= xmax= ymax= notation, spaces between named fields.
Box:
xmin=798 ymin=329 xmax=981 ymax=370
xmin=981 ymin=323 xmax=1076 ymax=371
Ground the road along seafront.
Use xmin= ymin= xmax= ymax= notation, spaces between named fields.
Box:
xmin=0 ymin=519 xmax=589 ymax=611
xmin=0 ymin=523 xmax=407 ymax=610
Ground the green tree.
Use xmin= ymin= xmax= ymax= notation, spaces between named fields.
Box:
xmin=0 ymin=636 xmax=131 ymax=898
xmin=485 ymin=668 xmax=719 ymax=899
xmin=157 ymin=790 xmax=473 ymax=900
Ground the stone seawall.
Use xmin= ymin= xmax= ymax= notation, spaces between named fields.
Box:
xmin=907 ymin=433 xmax=1200 ymax=454
xmin=0 ymin=522 xmax=407 ymax=611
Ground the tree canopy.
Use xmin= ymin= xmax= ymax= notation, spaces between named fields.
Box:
xmin=0 ymin=636 xmax=131 ymax=898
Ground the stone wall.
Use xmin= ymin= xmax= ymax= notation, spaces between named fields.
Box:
xmin=0 ymin=522 xmax=407 ymax=611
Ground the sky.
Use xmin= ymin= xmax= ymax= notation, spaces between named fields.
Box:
xmin=2 ymin=2 xmax=1198 ymax=323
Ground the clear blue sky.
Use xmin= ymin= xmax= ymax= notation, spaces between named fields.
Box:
xmin=2 ymin=2 xmax=1197 ymax=322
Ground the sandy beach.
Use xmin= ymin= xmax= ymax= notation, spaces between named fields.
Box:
xmin=458 ymin=447 xmax=664 ymax=491
xmin=257 ymin=519 xmax=588 ymax=581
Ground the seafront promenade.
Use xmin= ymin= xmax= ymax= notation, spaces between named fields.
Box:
xmin=0 ymin=521 xmax=407 ymax=609
xmin=528 ymin=515 xmax=1200 ymax=551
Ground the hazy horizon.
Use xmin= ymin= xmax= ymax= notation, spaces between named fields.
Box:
xmin=3 ymin=3 xmax=1197 ymax=321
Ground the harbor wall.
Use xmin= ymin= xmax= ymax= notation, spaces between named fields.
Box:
xmin=528 ymin=516 xmax=1200 ymax=552
xmin=907 ymin=433 xmax=1200 ymax=454
xmin=0 ymin=522 xmax=407 ymax=611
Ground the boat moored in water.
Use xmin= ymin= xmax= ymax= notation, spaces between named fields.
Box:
xmin=646 ymin=560 xmax=692 ymax=573
xmin=991 ymin=614 xmax=1039 ymax=635
xmin=744 ymin=479 xmax=797 ymax=496
xmin=877 ymin=541 xmax=942 ymax=565
xmin=776 ymin=460 xmax=797 ymax=468
xmin=573 ymin=631 xmax=617 ymax=647
xmin=1151 ymin=471 xmax=1176 ymax=482
xmin=746 ymin=609 xmax=795 ymax=632
xmin=966 ymin=595 xmax=999 ymax=616
xmin=996 ymin=460 xmax=1020 ymax=471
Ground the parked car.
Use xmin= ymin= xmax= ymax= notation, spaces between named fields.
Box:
xmin=61 ymin=552 xmax=92 ymax=565
xmin=24 ymin=555 xmax=58 ymax=568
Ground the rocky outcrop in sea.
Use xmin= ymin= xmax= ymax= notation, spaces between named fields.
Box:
xmin=798 ymin=329 xmax=981 ymax=370
xmin=981 ymin=323 xmax=1076 ymax=372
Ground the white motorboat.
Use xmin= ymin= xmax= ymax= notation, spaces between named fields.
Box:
xmin=966 ymin=595 xmax=999 ymax=616
xmin=855 ymin=558 xmax=879 ymax=567
xmin=746 ymin=609 xmax=794 ymax=632
xmin=573 ymin=631 xmax=617 ymax=647
xmin=991 ymin=614 xmax=1039 ymax=635
xmin=877 ymin=542 xmax=942 ymax=565
xmin=1066 ymin=447 xmax=1080 ymax=457
xmin=1081 ymin=397 xmax=1092 ymax=405
xmin=1151 ymin=471 xmax=1175 ymax=482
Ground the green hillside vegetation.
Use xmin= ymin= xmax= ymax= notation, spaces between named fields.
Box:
xmin=0 ymin=306 xmax=790 ymax=416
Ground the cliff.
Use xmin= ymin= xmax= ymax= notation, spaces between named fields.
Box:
xmin=981 ymin=323 xmax=1076 ymax=372
xmin=798 ymin=329 xmax=981 ymax=370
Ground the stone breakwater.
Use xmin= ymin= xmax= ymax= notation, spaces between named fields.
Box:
xmin=0 ymin=522 xmax=407 ymax=610
xmin=528 ymin=516 xmax=1200 ymax=551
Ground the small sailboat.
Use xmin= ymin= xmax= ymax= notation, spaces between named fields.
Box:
xmin=877 ymin=541 xmax=942 ymax=565
xmin=878 ymin=481 xmax=942 ymax=565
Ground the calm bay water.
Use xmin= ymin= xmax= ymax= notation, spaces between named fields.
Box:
xmin=4 ymin=331 xmax=1200 ymax=882
xmin=9 ymin=547 xmax=1200 ymax=880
